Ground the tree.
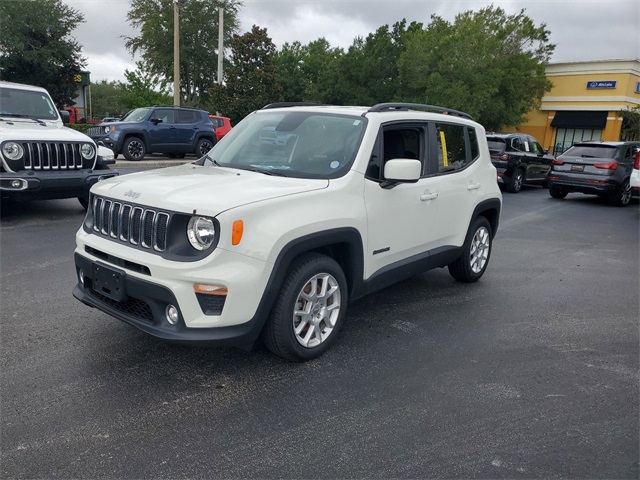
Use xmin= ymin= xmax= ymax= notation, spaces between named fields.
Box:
xmin=91 ymin=80 xmax=126 ymax=119
xmin=209 ymin=25 xmax=282 ymax=124
xmin=0 ymin=0 xmax=86 ymax=106
xmin=327 ymin=20 xmax=422 ymax=106
xmin=397 ymin=6 xmax=554 ymax=131
xmin=274 ymin=39 xmax=343 ymax=104
xmin=126 ymin=0 xmax=241 ymax=106
xmin=120 ymin=62 xmax=172 ymax=110
xmin=619 ymin=107 xmax=640 ymax=141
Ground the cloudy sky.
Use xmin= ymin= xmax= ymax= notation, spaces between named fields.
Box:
xmin=67 ymin=0 xmax=639 ymax=83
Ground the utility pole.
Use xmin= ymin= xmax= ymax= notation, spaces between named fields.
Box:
xmin=173 ymin=0 xmax=180 ymax=106
xmin=217 ymin=5 xmax=223 ymax=84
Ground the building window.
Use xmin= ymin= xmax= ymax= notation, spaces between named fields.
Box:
xmin=554 ymin=128 xmax=602 ymax=155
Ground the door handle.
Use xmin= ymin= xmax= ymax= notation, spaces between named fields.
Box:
xmin=467 ymin=183 xmax=481 ymax=191
xmin=420 ymin=192 xmax=438 ymax=201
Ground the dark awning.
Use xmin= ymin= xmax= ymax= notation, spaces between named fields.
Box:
xmin=550 ymin=111 xmax=608 ymax=129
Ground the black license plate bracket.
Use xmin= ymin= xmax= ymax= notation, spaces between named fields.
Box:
xmin=92 ymin=262 xmax=128 ymax=302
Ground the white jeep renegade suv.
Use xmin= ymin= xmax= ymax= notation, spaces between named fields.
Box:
xmin=73 ymin=103 xmax=502 ymax=361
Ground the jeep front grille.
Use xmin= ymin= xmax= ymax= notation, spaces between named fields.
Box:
xmin=87 ymin=126 xmax=103 ymax=136
xmin=92 ymin=196 xmax=170 ymax=252
xmin=20 ymin=142 xmax=87 ymax=170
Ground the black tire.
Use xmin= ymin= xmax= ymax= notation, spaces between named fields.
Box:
xmin=549 ymin=185 xmax=567 ymax=199
xmin=122 ymin=136 xmax=146 ymax=161
xmin=195 ymin=138 xmax=215 ymax=157
xmin=609 ymin=179 xmax=632 ymax=207
xmin=506 ymin=169 xmax=524 ymax=193
xmin=448 ymin=217 xmax=493 ymax=283
xmin=262 ymin=253 xmax=348 ymax=362
xmin=78 ymin=196 xmax=89 ymax=210
xmin=114 ymin=154 xmax=119 ymax=160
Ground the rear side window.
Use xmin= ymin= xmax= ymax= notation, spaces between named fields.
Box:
xmin=176 ymin=110 xmax=200 ymax=124
xmin=436 ymin=123 xmax=467 ymax=173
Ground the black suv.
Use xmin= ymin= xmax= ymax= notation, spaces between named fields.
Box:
xmin=87 ymin=106 xmax=216 ymax=161
xmin=487 ymin=133 xmax=555 ymax=193
xmin=547 ymin=141 xmax=640 ymax=206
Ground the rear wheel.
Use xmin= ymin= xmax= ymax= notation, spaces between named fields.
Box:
xmin=195 ymin=138 xmax=214 ymax=157
xmin=506 ymin=169 xmax=524 ymax=193
xmin=549 ymin=185 xmax=567 ymax=199
xmin=262 ymin=253 xmax=348 ymax=362
xmin=448 ymin=217 xmax=492 ymax=283
xmin=609 ymin=179 xmax=632 ymax=207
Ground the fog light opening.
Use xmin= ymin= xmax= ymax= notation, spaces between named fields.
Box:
xmin=9 ymin=179 xmax=27 ymax=190
xmin=166 ymin=305 xmax=180 ymax=325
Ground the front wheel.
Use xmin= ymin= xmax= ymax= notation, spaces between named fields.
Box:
xmin=448 ymin=217 xmax=492 ymax=283
xmin=609 ymin=179 xmax=632 ymax=207
xmin=122 ymin=137 xmax=146 ymax=161
xmin=262 ymin=253 xmax=348 ymax=362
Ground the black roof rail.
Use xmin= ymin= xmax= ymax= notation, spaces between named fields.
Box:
xmin=261 ymin=102 xmax=329 ymax=110
xmin=366 ymin=103 xmax=473 ymax=120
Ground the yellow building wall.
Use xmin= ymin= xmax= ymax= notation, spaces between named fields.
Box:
xmin=515 ymin=60 xmax=640 ymax=151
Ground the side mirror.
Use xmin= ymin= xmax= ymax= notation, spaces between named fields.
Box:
xmin=59 ymin=110 xmax=70 ymax=123
xmin=382 ymin=159 xmax=422 ymax=188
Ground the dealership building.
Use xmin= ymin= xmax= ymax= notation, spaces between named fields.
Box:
xmin=517 ymin=59 xmax=640 ymax=155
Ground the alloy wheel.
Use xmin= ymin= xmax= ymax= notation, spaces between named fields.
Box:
xmin=292 ymin=273 xmax=341 ymax=348
xmin=470 ymin=226 xmax=490 ymax=274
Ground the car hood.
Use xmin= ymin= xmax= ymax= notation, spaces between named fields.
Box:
xmin=91 ymin=164 xmax=329 ymax=216
xmin=0 ymin=120 xmax=94 ymax=142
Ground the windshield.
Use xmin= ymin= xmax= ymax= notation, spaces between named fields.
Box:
xmin=200 ymin=111 xmax=367 ymax=179
xmin=120 ymin=108 xmax=151 ymax=122
xmin=563 ymin=145 xmax=617 ymax=159
xmin=0 ymin=86 xmax=59 ymax=120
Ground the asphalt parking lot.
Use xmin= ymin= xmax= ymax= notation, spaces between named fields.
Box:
xmin=1 ymin=182 xmax=638 ymax=479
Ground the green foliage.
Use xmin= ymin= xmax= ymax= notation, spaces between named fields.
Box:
xmin=329 ymin=20 xmax=423 ymax=105
xmin=0 ymin=0 xmax=86 ymax=106
xmin=120 ymin=61 xmax=172 ymax=109
xmin=65 ymin=123 xmax=92 ymax=134
xmin=126 ymin=0 xmax=241 ymax=106
xmin=273 ymin=39 xmax=343 ymax=104
xmin=618 ymin=107 xmax=640 ymax=140
xmin=209 ymin=25 xmax=282 ymax=124
xmin=91 ymin=80 xmax=126 ymax=119
xmin=397 ymin=6 xmax=554 ymax=131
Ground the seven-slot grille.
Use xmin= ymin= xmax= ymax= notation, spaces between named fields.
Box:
xmin=19 ymin=142 xmax=89 ymax=170
xmin=86 ymin=126 xmax=103 ymax=136
xmin=92 ymin=196 xmax=170 ymax=252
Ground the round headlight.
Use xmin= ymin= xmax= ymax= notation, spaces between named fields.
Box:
xmin=187 ymin=216 xmax=216 ymax=250
xmin=2 ymin=142 xmax=24 ymax=160
xmin=104 ymin=126 xmax=112 ymax=134
xmin=80 ymin=144 xmax=95 ymax=160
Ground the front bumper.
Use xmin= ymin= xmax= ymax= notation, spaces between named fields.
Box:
xmin=0 ymin=169 xmax=118 ymax=201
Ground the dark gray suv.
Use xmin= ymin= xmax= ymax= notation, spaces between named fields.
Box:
xmin=87 ymin=106 xmax=216 ymax=161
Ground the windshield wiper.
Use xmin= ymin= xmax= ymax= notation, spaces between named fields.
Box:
xmin=238 ymin=166 xmax=286 ymax=176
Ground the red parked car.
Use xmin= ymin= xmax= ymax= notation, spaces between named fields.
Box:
xmin=209 ymin=115 xmax=233 ymax=141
